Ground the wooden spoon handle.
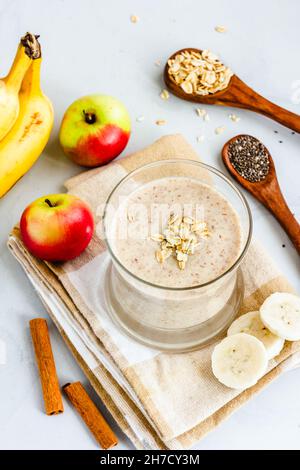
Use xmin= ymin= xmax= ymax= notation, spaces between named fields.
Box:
xmin=228 ymin=77 xmax=300 ymax=133
xmin=258 ymin=179 xmax=300 ymax=254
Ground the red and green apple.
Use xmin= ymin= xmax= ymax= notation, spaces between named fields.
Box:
xmin=59 ymin=94 xmax=131 ymax=167
xmin=20 ymin=194 xmax=94 ymax=261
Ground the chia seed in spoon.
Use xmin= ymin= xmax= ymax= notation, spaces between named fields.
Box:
xmin=228 ymin=135 xmax=270 ymax=182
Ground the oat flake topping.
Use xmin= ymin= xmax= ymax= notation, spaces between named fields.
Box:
xmin=151 ymin=213 xmax=210 ymax=270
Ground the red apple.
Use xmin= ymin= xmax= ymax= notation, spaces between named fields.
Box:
xmin=59 ymin=94 xmax=131 ymax=167
xmin=20 ymin=194 xmax=94 ymax=261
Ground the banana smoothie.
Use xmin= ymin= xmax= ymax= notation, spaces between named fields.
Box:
xmin=111 ymin=176 xmax=242 ymax=288
xmin=106 ymin=176 xmax=243 ymax=331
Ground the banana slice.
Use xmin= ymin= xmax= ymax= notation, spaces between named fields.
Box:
xmin=227 ymin=311 xmax=284 ymax=359
xmin=260 ymin=292 xmax=300 ymax=341
xmin=212 ymin=333 xmax=268 ymax=389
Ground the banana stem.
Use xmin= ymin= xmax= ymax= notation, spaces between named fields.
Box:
xmin=21 ymin=33 xmax=41 ymax=60
xmin=5 ymin=33 xmax=41 ymax=92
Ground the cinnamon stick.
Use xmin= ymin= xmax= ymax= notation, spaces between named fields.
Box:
xmin=63 ymin=381 xmax=118 ymax=449
xmin=29 ymin=318 xmax=63 ymax=415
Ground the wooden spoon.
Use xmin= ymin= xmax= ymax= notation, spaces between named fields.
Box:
xmin=164 ymin=48 xmax=300 ymax=133
xmin=222 ymin=134 xmax=300 ymax=254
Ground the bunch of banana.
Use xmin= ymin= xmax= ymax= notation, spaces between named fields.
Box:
xmin=0 ymin=33 xmax=53 ymax=198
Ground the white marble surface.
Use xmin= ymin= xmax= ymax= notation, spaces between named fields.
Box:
xmin=0 ymin=0 xmax=300 ymax=450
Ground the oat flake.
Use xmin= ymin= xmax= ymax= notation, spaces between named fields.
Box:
xmin=229 ymin=114 xmax=240 ymax=122
xmin=160 ymin=89 xmax=170 ymax=100
xmin=215 ymin=25 xmax=227 ymax=33
xmin=130 ymin=15 xmax=139 ymax=23
xmin=215 ymin=126 xmax=225 ymax=135
xmin=196 ymin=108 xmax=207 ymax=118
xmin=152 ymin=213 xmax=210 ymax=270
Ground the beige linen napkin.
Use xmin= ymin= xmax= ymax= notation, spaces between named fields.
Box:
xmin=8 ymin=134 xmax=300 ymax=450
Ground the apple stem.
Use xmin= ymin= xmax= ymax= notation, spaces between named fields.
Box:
xmin=83 ymin=110 xmax=96 ymax=124
xmin=45 ymin=198 xmax=54 ymax=207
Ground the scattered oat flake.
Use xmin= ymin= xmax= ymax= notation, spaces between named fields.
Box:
xmin=155 ymin=60 xmax=161 ymax=66
xmin=156 ymin=119 xmax=167 ymax=126
xmin=215 ymin=126 xmax=225 ymax=135
xmin=204 ymin=113 xmax=210 ymax=122
xmin=197 ymin=135 xmax=205 ymax=143
xmin=215 ymin=25 xmax=227 ymax=33
xmin=229 ymin=113 xmax=240 ymax=122
xmin=130 ymin=15 xmax=139 ymax=23
xmin=160 ymin=89 xmax=170 ymax=100
xmin=136 ymin=115 xmax=145 ymax=122
xmin=196 ymin=108 xmax=206 ymax=117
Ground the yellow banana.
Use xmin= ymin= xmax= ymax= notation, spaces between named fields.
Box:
xmin=0 ymin=55 xmax=54 ymax=198
xmin=0 ymin=33 xmax=40 ymax=140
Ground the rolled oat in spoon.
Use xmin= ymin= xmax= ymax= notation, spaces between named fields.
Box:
xmin=164 ymin=48 xmax=300 ymax=133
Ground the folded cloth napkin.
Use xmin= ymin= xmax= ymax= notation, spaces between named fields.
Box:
xmin=8 ymin=135 xmax=300 ymax=450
